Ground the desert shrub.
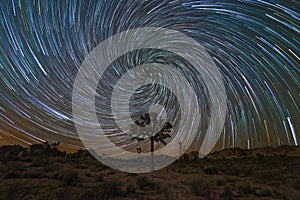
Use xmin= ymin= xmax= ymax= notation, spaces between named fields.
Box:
xmin=127 ymin=173 xmax=137 ymax=177
xmin=178 ymin=168 xmax=190 ymax=174
xmin=216 ymin=178 xmax=225 ymax=186
xmin=3 ymin=171 xmax=21 ymax=179
xmin=51 ymin=171 xmax=59 ymax=180
xmin=4 ymin=183 xmax=21 ymax=199
xmin=53 ymin=168 xmax=79 ymax=186
xmin=106 ymin=171 xmax=115 ymax=175
xmin=30 ymin=156 xmax=50 ymax=167
xmin=225 ymin=176 xmax=237 ymax=183
xmin=68 ymin=188 xmax=107 ymax=200
xmin=190 ymin=181 xmax=211 ymax=197
xmin=30 ymin=160 xmax=42 ymax=167
xmin=126 ymin=183 xmax=137 ymax=193
xmin=77 ymin=190 xmax=98 ymax=200
xmin=95 ymin=174 xmax=103 ymax=182
xmin=20 ymin=157 xmax=32 ymax=162
xmin=23 ymin=170 xmax=45 ymax=178
xmin=62 ymin=169 xmax=79 ymax=186
xmin=5 ymin=161 xmax=24 ymax=172
xmin=203 ymin=166 xmax=218 ymax=175
xmin=44 ymin=164 xmax=58 ymax=172
xmin=221 ymin=167 xmax=243 ymax=176
xmin=255 ymin=187 xmax=273 ymax=197
xmin=52 ymin=156 xmax=66 ymax=163
xmin=256 ymin=153 xmax=263 ymax=158
xmin=56 ymin=188 xmax=85 ymax=200
xmin=238 ymin=182 xmax=256 ymax=195
xmin=99 ymin=180 xmax=121 ymax=199
xmin=160 ymin=183 xmax=178 ymax=199
xmin=220 ymin=185 xmax=233 ymax=200
xmin=136 ymin=176 xmax=155 ymax=190
xmin=292 ymin=179 xmax=300 ymax=190
xmin=254 ymin=169 xmax=283 ymax=183
xmin=74 ymin=163 xmax=88 ymax=170
xmin=85 ymin=172 xmax=92 ymax=177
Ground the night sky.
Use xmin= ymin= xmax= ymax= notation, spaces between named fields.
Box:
xmin=0 ymin=0 xmax=299 ymax=153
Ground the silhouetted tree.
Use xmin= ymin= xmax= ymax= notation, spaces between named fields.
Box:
xmin=136 ymin=147 xmax=142 ymax=154
xmin=131 ymin=113 xmax=173 ymax=171
xmin=51 ymin=141 xmax=60 ymax=150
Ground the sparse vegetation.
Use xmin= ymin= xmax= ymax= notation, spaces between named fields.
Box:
xmin=51 ymin=167 xmax=79 ymax=186
xmin=238 ymin=181 xmax=256 ymax=195
xmin=221 ymin=185 xmax=233 ymax=200
xmin=136 ymin=176 xmax=155 ymax=190
xmin=100 ymin=180 xmax=121 ymax=199
xmin=0 ymin=144 xmax=299 ymax=199
xmin=61 ymin=168 xmax=79 ymax=186
xmin=190 ymin=180 xmax=211 ymax=197
xmin=95 ymin=173 xmax=103 ymax=182
xmin=160 ymin=183 xmax=178 ymax=199
xmin=3 ymin=171 xmax=21 ymax=179
xmin=203 ymin=166 xmax=219 ymax=175
xmin=23 ymin=170 xmax=45 ymax=178
xmin=126 ymin=183 xmax=137 ymax=193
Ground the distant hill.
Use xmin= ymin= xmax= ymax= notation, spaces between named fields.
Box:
xmin=1 ymin=142 xmax=299 ymax=162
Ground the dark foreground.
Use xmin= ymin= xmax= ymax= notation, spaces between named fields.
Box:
xmin=0 ymin=144 xmax=299 ymax=200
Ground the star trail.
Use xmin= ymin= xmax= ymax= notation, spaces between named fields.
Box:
xmin=0 ymin=0 xmax=299 ymax=152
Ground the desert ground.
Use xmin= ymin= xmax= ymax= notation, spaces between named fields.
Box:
xmin=0 ymin=144 xmax=299 ymax=200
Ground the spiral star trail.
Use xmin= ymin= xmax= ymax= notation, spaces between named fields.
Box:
xmin=0 ymin=0 xmax=299 ymax=153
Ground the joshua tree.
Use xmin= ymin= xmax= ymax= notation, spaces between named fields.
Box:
xmin=51 ymin=141 xmax=60 ymax=150
xmin=136 ymin=147 xmax=142 ymax=153
xmin=131 ymin=113 xmax=173 ymax=171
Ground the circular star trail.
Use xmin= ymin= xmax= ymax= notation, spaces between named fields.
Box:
xmin=0 ymin=0 xmax=299 ymax=152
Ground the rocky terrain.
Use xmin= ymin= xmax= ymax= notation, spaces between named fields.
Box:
xmin=0 ymin=143 xmax=299 ymax=200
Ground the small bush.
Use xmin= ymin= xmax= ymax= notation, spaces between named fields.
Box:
xmin=136 ymin=176 xmax=155 ymax=190
xmin=3 ymin=171 xmax=21 ymax=179
xmin=95 ymin=174 xmax=103 ymax=182
xmin=5 ymin=162 xmax=24 ymax=172
xmin=106 ymin=171 xmax=115 ymax=175
xmin=54 ymin=168 xmax=79 ymax=186
xmin=30 ymin=157 xmax=49 ymax=167
xmin=23 ymin=170 xmax=44 ymax=178
xmin=238 ymin=182 xmax=256 ymax=195
xmin=160 ymin=183 xmax=178 ymax=199
xmin=85 ymin=172 xmax=92 ymax=177
xmin=255 ymin=187 xmax=273 ymax=197
xmin=190 ymin=181 xmax=211 ymax=197
xmin=78 ymin=190 xmax=98 ymax=200
xmin=100 ymin=180 xmax=121 ymax=198
xmin=203 ymin=166 xmax=218 ymax=175
xmin=126 ymin=183 xmax=137 ymax=193
xmin=63 ymin=169 xmax=79 ymax=186
xmin=44 ymin=164 xmax=57 ymax=172
xmin=4 ymin=183 xmax=21 ymax=199
xmin=220 ymin=185 xmax=233 ymax=200
xmin=216 ymin=178 xmax=225 ymax=186
xmin=50 ymin=171 xmax=59 ymax=180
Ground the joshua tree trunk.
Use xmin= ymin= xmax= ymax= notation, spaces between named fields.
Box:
xmin=150 ymin=136 xmax=155 ymax=171
xmin=132 ymin=113 xmax=173 ymax=171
